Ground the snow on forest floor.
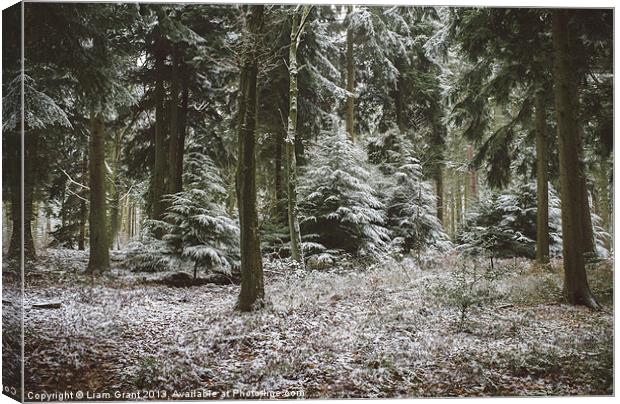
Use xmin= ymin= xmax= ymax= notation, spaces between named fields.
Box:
xmin=15 ymin=249 xmax=614 ymax=398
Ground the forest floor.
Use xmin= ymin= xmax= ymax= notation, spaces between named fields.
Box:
xmin=11 ymin=248 xmax=614 ymax=399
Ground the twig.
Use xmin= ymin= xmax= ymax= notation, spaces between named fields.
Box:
xmin=66 ymin=188 xmax=89 ymax=203
xmin=60 ymin=168 xmax=89 ymax=190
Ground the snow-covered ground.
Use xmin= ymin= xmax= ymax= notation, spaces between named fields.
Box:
xmin=16 ymin=249 xmax=613 ymax=398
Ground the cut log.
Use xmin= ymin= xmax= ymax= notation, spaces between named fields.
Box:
xmin=153 ymin=272 xmax=240 ymax=288
xmin=32 ymin=302 xmax=62 ymax=309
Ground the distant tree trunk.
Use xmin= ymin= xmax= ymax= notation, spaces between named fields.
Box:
xmin=78 ymin=151 xmax=88 ymax=250
xmin=393 ymin=69 xmax=405 ymax=134
xmin=433 ymin=123 xmax=445 ymax=224
xmin=176 ymin=71 xmax=189 ymax=192
xmin=466 ymin=144 xmax=477 ymax=200
xmin=578 ymin=160 xmax=596 ymax=257
xmin=435 ymin=170 xmax=443 ymax=224
xmin=450 ymin=189 xmax=456 ymax=238
xmin=109 ymin=129 xmax=122 ymax=250
xmin=345 ymin=5 xmax=355 ymax=142
xmin=274 ymin=128 xmax=284 ymax=208
xmin=595 ymin=158 xmax=611 ymax=249
xmin=87 ymin=111 xmax=110 ymax=273
xmin=6 ymin=126 xmax=35 ymax=259
xmin=126 ymin=203 xmax=132 ymax=240
xmin=167 ymin=46 xmax=180 ymax=195
xmin=535 ymin=93 xmax=550 ymax=264
xmin=151 ymin=32 xmax=167 ymax=222
xmin=286 ymin=7 xmax=309 ymax=265
xmin=455 ymin=173 xmax=462 ymax=229
xmin=235 ymin=5 xmax=265 ymax=312
xmin=552 ymin=10 xmax=598 ymax=309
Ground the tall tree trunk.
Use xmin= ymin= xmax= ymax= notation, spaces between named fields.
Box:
xmin=450 ymin=188 xmax=456 ymax=238
xmin=595 ymin=158 xmax=611 ymax=250
xmin=432 ymin=123 xmax=445 ymax=224
xmin=455 ymin=173 xmax=462 ymax=230
xmin=552 ymin=10 xmax=598 ymax=309
xmin=274 ymin=128 xmax=284 ymax=209
xmin=393 ymin=69 xmax=405 ymax=134
xmin=151 ymin=32 xmax=167 ymax=222
xmin=7 ymin=128 xmax=25 ymax=259
xmin=286 ymin=6 xmax=309 ymax=265
xmin=87 ymin=111 xmax=109 ymax=273
xmin=78 ymin=151 xmax=88 ymax=250
xmin=235 ymin=5 xmax=265 ymax=312
xmin=579 ymin=162 xmax=596 ymax=256
xmin=109 ymin=129 xmax=121 ymax=250
xmin=175 ymin=71 xmax=189 ymax=192
xmin=126 ymin=203 xmax=132 ymax=240
xmin=22 ymin=129 xmax=38 ymax=259
xmin=345 ymin=5 xmax=355 ymax=142
xmin=167 ymin=46 xmax=180 ymax=195
xmin=535 ymin=92 xmax=550 ymax=264
xmin=466 ymin=144 xmax=477 ymax=200
xmin=435 ymin=170 xmax=443 ymax=224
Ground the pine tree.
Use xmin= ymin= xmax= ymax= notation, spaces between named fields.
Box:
xmin=369 ymin=128 xmax=450 ymax=256
xmin=458 ymin=182 xmax=562 ymax=259
xmin=153 ymin=152 xmax=240 ymax=274
xmin=3 ymin=74 xmax=72 ymax=259
xmin=552 ymin=10 xmax=599 ymax=309
xmin=299 ymin=123 xmax=390 ymax=258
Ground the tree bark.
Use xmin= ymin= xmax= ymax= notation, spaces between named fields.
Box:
xmin=23 ymin=130 xmax=39 ymax=259
xmin=345 ymin=5 xmax=355 ymax=143
xmin=167 ymin=46 xmax=180 ymax=195
xmin=393 ymin=68 xmax=405 ymax=134
xmin=274 ymin=128 xmax=284 ymax=209
xmin=535 ymin=92 xmax=550 ymax=264
xmin=466 ymin=144 xmax=477 ymax=200
xmin=433 ymin=123 xmax=446 ymax=224
xmin=235 ymin=5 xmax=265 ymax=312
xmin=109 ymin=129 xmax=121 ymax=250
xmin=450 ymin=188 xmax=456 ymax=238
xmin=78 ymin=150 xmax=88 ymax=250
xmin=455 ymin=173 xmax=462 ymax=230
xmin=286 ymin=7 xmax=309 ymax=265
xmin=176 ymin=71 xmax=189 ymax=193
xmin=579 ymin=161 xmax=596 ymax=257
xmin=435 ymin=170 xmax=443 ymax=224
xmin=552 ymin=9 xmax=599 ymax=309
xmin=7 ymin=127 xmax=25 ymax=259
xmin=595 ymin=158 xmax=611 ymax=249
xmin=87 ymin=111 xmax=110 ymax=273
xmin=151 ymin=29 xmax=167 ymax=222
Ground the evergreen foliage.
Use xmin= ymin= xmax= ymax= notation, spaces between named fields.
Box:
xmin=369 ymin=128 xmax=451 ymax=255
xmin=299 ymin=123 xmax=390 ymax=258
xmin=458 ymin=182 xmax=562 ymax=259
xmin=153 ymin=152 xmax=240 ymax=274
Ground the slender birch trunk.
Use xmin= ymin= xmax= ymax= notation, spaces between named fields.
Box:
xmin=285 ymin=6 xmax=311 ymax=265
